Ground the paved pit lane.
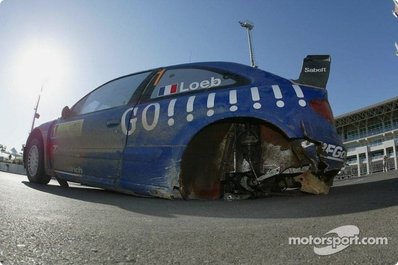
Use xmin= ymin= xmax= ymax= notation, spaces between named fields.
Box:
xmin=0 ymin=171 xmax=397 ymax=264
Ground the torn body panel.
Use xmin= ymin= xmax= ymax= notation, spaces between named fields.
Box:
xmin=294 ymin=170 xmax=330 ymax=195
xmin=178 ymin=121 xmax=344 ymax=199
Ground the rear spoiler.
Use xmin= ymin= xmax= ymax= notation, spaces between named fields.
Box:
xmin=293 ymin=55 xmax=331 ymax=89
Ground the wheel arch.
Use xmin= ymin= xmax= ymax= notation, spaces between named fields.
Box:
xmin=24 ymin=129 xmax=43 ymax=168
xmin=177 ymin=116 xmax=291 ymax=199
xmin=24 ymin=121 xmax=56 ymax=176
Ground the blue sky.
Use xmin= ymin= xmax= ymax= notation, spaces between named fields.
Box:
xmin=0 ymin=0 xmax=397 ymax=150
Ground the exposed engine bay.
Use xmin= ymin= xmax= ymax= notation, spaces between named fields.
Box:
xmin=179 ymin=121 xmax=336 ymax=200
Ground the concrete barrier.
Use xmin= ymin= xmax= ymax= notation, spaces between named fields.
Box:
xmin=0 ymin=162 xmax=26 ymax=175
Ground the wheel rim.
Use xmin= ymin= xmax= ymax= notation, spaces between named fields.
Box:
xmin=27 ymin=145 xmax=39 ymax=176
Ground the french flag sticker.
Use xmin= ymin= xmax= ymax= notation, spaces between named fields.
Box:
xmin=158 ymin=84 xmax=178 ymax=97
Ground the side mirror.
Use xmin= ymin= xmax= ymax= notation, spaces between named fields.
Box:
xmin=61 ymin=106 xmax=71 ymax=119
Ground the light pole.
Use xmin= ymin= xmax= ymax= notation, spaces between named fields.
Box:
xmin=393 ymin=0 xmax=398 ymax=55
xmin=239 ymin=20 xmax=257 ymax=68
xmin=30 ymin=80 xmax=47 ymax=132
xmin=396 ymin=42 xmax=398 ymax=56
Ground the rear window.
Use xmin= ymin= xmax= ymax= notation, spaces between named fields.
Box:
xmin=150 ymin=68 xmax=241 ymax=99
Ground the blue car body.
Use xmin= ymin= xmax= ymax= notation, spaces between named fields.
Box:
xmin=24 ymin=57 xmax=345 ymax=199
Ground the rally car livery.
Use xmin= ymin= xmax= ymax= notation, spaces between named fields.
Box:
xmin=24 ymin=55 xmax=345 ymax=199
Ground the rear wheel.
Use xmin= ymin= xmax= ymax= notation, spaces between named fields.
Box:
xmin=26 ymin=136 xmax=51 ymax=184
xmin=180 ymin=123 xmax=232 ymax=199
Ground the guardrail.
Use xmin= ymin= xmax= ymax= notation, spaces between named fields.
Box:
xmin=0 ymin=162 xmax=26 ymax=175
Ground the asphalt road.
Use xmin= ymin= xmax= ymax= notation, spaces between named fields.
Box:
xmin=0 ymin=171 xmax=397 ymax=265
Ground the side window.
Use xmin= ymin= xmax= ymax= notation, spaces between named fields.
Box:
xmin=150 ymin=68 xmax=239 ymax=99
xmin=72 ymin=71 xmax=151 ymax=115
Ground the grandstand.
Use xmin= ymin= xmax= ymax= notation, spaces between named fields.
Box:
xmin=335 ymin=97 xmax=398 ymax=177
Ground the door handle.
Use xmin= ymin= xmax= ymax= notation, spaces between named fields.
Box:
xmin=106 ymin=119 xmax=120 ymax=127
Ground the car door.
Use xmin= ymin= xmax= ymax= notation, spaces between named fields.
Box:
xmin=52 ymin=71 xmax=153 ymax=184
xmin=118 ymin=66 xmax=245 ymax=192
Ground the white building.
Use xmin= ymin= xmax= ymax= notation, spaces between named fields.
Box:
xmin=335 ymin=97 xmax=398 ymax=176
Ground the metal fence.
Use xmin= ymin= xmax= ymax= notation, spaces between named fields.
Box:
xmin=336 ymin=158 xmax=397 ymax=180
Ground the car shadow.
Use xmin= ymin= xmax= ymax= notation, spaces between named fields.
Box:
xmin=21 ymin=173 xmax=398 ymax=219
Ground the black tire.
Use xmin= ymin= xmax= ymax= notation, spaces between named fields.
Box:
xmin=180 ymin=123 xmax=232 ymax=199
xmin=55 ymin=177 xmax=69 ymax=188
xmin=26 ymin=136 xmax=51 ymax=185
xmin=325 ymin=175 xmax=334 ymax=187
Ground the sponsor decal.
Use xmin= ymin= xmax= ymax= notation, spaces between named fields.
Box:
xmin=121 ymin=85 xmax=310 ymax=135
xmin=304 ymin=67 xmax=327 ymax=73
xmin=68 ymin=166 xmax=83 ymax=175
xmin=54 ymin=119 xmax=84 ymax=137
xmin=158 ymin=84 xmax=178 ymax=97
xmin=179 ymin=77 xmax=221 ymax=92
xmin=121 ymin=103 xmax=161 ymax=135
xmin=142 ymin=103 xmax=160 ymax=131
xmin=157 ymin=77 xmax=222 ymax=97
xmin=322 ymin=143 xmax=346 ymax=160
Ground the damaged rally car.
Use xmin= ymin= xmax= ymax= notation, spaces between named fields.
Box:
xmin=24 ymin=55 xmax=345 ymax=200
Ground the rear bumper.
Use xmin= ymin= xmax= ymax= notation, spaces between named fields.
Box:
xmin=298 ymin=120 xmax=345 ymax=175
xmin=298 ymin=139 xmax=345 ymax=174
